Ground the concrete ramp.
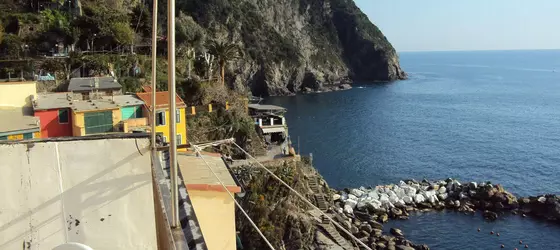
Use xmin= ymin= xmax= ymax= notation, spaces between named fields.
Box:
xmin=0 ymin=136 xmax=157 ymax=250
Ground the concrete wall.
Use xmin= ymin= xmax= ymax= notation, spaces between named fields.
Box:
xmin=0 ymin=81 xmax=37 ymax=107
xmin=35 ymin=109 xmax=73 ymax=138
xmin=188 ymin=190 xmax=236 ymax=250
xmin=0 ymin=138 xmax=157 ymax=250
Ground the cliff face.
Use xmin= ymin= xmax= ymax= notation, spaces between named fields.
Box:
xmin=180 ymin=0 xmax=406 ymax=96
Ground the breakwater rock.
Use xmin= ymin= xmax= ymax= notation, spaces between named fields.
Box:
xmin=332 ymin=179 xmax=560 ymax=223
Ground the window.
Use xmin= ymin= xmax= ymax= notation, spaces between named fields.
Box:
xmin=58 ymin=109 xmax=69 ymax=124
xmin=176 ymin=109 xmax=181 ymax=123
xmin=176 ymin=134 xmax=182 ymax=144
xmin=156 ymin=111 xmax=166 ymax=126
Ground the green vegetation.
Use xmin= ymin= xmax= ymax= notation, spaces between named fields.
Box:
xmin=207 ymin=41 xmax=242 ymax=86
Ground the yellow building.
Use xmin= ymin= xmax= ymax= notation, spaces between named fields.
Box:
xmin=136 ymin=89 xmax=187 ymax=146
xmin=178 ymin=153 xmax=241 ymax=250
xmin=0 ymin=81 xmax=37 ymax=107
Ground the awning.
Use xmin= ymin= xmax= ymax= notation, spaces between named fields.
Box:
xmin=261 ymin=127 xmax=286 ymax=134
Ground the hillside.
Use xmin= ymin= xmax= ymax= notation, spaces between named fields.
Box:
xmin=0 ymin=0 xmax=406 ymax=97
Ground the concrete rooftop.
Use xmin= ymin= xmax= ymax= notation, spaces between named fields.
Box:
xmin=178 ymin=153 xmax=240 ymax=193
xmin=0 ymin=107 xmax=40 ymax=134
xmin=68 ymin=77 xmax=122 ymax=92
xmin=248 ymin=104 xmax=286 ymax=111
xmin=33 ymin=93 xmax=144 ymax=112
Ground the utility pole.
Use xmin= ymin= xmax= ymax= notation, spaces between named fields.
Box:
xmin=150 ymin=0 xmax=158 ymax=152
xmin=167 ymin=0 xmax=179 ymax=228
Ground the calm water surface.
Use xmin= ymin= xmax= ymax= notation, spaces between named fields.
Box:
xmin=266 ymin=50 xmax=560 ymax=249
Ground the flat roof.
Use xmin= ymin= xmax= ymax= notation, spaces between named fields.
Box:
xmin=177 ymin=153 xmax=240 ymax=193
xmin=34 ymin=93 xmax=144 ymax=112
xmin=0 ymin=107 xmax=40 ymax=134
xmin=68 ymin=77 xmax=122 ymax=92
xmin=248 ymin=104 xmax=286 ymax=111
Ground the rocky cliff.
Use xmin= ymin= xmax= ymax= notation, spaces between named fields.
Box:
xmin=179 ymin=0 xmax=407 ymax=96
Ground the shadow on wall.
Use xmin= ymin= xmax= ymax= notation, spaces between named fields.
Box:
xmin=0 ymin=139 xmax=152 ymax=249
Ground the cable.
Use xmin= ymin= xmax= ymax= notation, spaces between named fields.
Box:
xmin=192 ymin=145 xmax=276 ymax=250
xmin=230 ymin=142 xmax=372 ymax=250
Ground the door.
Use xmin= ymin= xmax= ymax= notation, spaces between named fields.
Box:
xmin=84 ymin=111 xmax=113 ymax=135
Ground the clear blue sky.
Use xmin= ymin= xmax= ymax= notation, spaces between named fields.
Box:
xmin=355 ymin=0 xmax=560 ymax=52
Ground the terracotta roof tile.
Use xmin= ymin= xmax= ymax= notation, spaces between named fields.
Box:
xmin=135 ymin=88 xmax=186 ymax=110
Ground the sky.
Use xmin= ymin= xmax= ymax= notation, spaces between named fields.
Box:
xmin=355 ymin=0 xmax=560 ymax=52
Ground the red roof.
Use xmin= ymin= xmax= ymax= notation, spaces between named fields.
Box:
xmin=136 ymin=87 xmax=186 ymax=110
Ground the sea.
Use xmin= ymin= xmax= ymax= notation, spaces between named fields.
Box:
xmin=265 ymin=50 xmax=560 ymax=249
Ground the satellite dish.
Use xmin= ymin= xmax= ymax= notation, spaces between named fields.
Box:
xmin=52 ymin=242 xmax=93 ymax=250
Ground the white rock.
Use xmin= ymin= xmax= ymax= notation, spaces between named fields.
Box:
xmin=425 ymin=190 xmax=437 ymax=198
xmin=395 ymin=188 xmax=406 ymax=199
xmin=359 ymin=186 xmax=367 ymax=191
xmin=389 ymin=195 xmax=399 ymax=204
xmin=404 ymin=187 xmax=417 ymax=196
xmin=337 ymin=207 xmax=343 ymax=214
xmin=345 ymin=199 xmax=358 ymax=209
xmin=343 ymin=204 xmax=354 ymax=214
xmin=341 ymin=192 xmax=348 ymax=201
xmin=428 ymin=195 xmax=436 ymax=204
xmin=356 ymin=201 xmax=368 ymax=210
xmin=411 ymin=183 xmax=421 ymax=190
xmin=379 ymin=194 xmax=390 ymax=204
xmin=469 ymin=182 xmax=478 ymax=189
xmin=368 ymin=191 xmax=379 ymax=200
xmin=414 ymin=194 xmax=426 ymax=203
xmin=368 ymin=200 xmax=382 ymax=209
xmin=538 ymin=196 xmax=546 ymax=203
xmin=395 ymin=199 xmax=406 ymax=208
xmin=459 ymin=192 xmax=468 ymax=200
xmin=454 ymin=200 xmax=461 ymax=207
xmin=438 ymin=187 xmax=447 ymax=194
xmin=333 ymin=194 xmax=341 ymax=201
xmin=403 ymin=196 xmax=413 ymax=204
xmin=348 ymin=194 xmax=358 ymax=201
xmin=350 ymin=189 xmax=365 ymax=198
xmin=438 ymin=193 xmax=448 ymax=200
xmin=399 ymin=181 xmax=407 ymax=186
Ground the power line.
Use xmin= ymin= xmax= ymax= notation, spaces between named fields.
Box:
xmin=230 ymin=142 xmax=372 ymax=250
xmin=192 ymin=145 xmax=276 ymax=250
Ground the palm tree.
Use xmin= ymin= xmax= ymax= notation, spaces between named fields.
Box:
xmin=207 ymin=41 xmax=242 ymax=86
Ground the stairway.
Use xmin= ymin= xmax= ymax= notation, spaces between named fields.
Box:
xmin=318 ymin=223 xmax=354 ymax=250
xmin=309 ymin=177 xmax=329 ymax=212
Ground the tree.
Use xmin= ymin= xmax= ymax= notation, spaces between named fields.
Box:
xmin=0 ymin=24 xmax=4 ymax=44
xmin=207 ymin=41 xmax=242 ymax=86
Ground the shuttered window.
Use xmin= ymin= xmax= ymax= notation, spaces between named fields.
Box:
xmin=84 ymin=111 xmax=114 ymax=134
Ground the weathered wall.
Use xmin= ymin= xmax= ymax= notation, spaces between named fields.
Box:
xmin=154 ymin=108 xmax=187 ymax=145
xmin=0 ymin=81 xmax=37 ymax=107
xmin=0 ymin=138 xmax=157 ymax=250
xmin=188 ymin=190 xmax=236 ymax=250
xmin=35 ymin=109 xmax=73 ymax=138
xmin=71 ymin=109 xmax=122 ymax=136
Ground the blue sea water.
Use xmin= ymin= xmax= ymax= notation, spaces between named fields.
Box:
xmin=265 ymin=50 xmax=560 ymax=249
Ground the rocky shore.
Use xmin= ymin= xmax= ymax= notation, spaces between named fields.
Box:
xmin=325 ymin=178 xmax=560 ymax=249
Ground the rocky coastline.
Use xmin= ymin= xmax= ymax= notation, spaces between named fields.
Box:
xmin=326 ymin=178 xmax=560 ymax=249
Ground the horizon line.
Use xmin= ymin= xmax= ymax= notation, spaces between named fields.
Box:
xmin=398 ymin=48 xmax=560 ymax=53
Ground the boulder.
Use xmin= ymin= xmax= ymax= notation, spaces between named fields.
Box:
xmin=341 ymin=192 xmax=348 ymax=201
xmin=350 ymin=225 xmax=359 ymax=235
xmin=380 ymin=194 xmax=390 ymax=204
xmin=369 ymin=220 xmax=384 ymax=230
xmin=348 ymin=194 xmax=358 ymax=200
xmin=372 ymin=228 xmax=383 ymax=237
xmin=454 ymin=200 xmax=461 ymax=208
xmin=414 ymin=194 xmax=426 ymax=203
xmin=368 ymin=191 xmax=380 ymax=200
xmin=355 ymin=230 xmax=370 ymax=238
xmin=351 ymin=189 xmax=365 ymax=198
xmin=403 ymin=196 xmax=413 ymax=204
xmin=459 ymin=192 xmax=468 ymax=200
xmin=538 ymin=196 xmax=547 ymax=203
xmin=354 ymin=210 xmax=373 ymax=221
xmin=345 ymin=199 xmax=358 ymax=209
xmin=344 ymin=204 xmax=354 ymax=214
xmin=390 ymin=228 xmax=404 ymax=237
xmin=390 ymin=207 xmax=403 ymax=217
xmin=379 ymin=213 xmax=389 ymax=223
xmin=438 ymin=193 xmax=448 ymax=201
xmin=377 ymin=243 xmax=387 ymax=249
xmin=438 ymin=186 xmax=447 ymax=194
xmin=417 ymin=202 xmax=433 ymax=209
xmin=360 ymin=223 xmax=373 ymax=233
xmin=395 ymin=199 xmax=406 ymax=208
xmin=332 ymin=194 xmax=341 ymax=201
xmin=469 ymin=182 xmax=478 ymax=190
